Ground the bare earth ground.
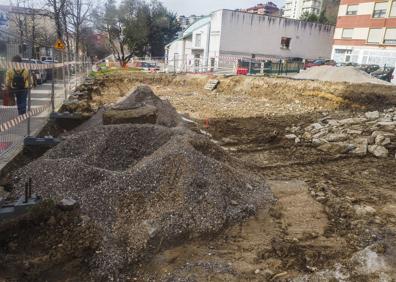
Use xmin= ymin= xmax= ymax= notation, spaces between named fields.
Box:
xmin=1 ymin=71 xmax=396 ymax=281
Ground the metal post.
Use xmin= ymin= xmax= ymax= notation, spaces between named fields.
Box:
xmin=75 ymin=55 xmax=78 ymax=89
xmin=27 ymin=67 xmax=32 ymax=137
xmin=67 ymin=52 xmax=71 ymax=95
xmin=62 ymin=52 xmax=66 ymax=100
xmin=51 ymin=61 xmax=55 ymax=113
xmin=173 ymin=53 xmax=176 ymax=73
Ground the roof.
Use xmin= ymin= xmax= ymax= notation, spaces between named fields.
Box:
xmin=182 ymin=16 xmax=211 ymax=38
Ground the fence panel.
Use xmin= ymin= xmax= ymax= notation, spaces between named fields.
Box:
xmin=0 ymin=30 xmax=91 ymax=163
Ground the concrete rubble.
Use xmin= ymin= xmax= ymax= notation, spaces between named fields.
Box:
xmin=285 ymin=107 xmax=396 ymax=159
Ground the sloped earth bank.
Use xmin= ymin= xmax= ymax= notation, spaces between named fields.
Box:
xmin=2 ymin=72 xmax=396 ymax=281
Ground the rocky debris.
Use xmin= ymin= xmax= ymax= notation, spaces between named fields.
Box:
xmin=58 ymin=78 xmax=103 ymax=115
xmin=103 ymin=86 xmax=182 ymax=127
xmin=13 ymin=124 xmax=273 ymax=278
xmin=365 ymin=111 xmax=380 ymax=120
xmin=204 ymin=79 xmax=220 ymax=91
xmin=368 ymin=145 xmax=389 ymax=158
xmin=57 ymin=198 xmax=79 ymax=211
xmin=284 ymin=107 xmax=396 ymax=158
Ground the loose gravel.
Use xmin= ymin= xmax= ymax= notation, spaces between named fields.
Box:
xmin=13 ymin=124 xmax=273 ymax=278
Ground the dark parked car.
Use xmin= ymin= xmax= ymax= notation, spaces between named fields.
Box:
xmin=359 ymin=64 xmax=380 ymax=74
xmin=370 ymin=67 xmax=395 ymax=82
xmin=304 ymin=59 xmax=336 ymax=69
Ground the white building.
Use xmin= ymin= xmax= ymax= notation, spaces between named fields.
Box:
xmin=165 ymin=9 xmax=335 ymax=72
xmin=283 ymin=0 xmax=323 ymax=19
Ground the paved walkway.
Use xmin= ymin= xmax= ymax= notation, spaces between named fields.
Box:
xmin=0 ymin=74 xmax=86 ymax=171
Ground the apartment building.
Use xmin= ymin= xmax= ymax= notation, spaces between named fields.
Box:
xmin=332 ymin=0 xmax=396 ymax=66
xmin=283 ymin=0 xmax=323 ymax=19
xmin=239 ymin=2 xmax=281 ymax=16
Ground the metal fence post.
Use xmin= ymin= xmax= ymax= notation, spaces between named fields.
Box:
xmin=62 ymin=52 xmax=67 ymax=101
xmin=51 ymin=61 xmax=55 ymax=113
xmin=27 ymin=68 xmax=32 ymax=137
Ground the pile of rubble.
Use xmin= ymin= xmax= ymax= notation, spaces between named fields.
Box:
xmin=103 ymin=86 xmax=182 ymax=127
xmin=285 ymin=107 xmax=396 ymax=158
xmin=59 ymin=77 xmax=100 ymax=115
xmin=12 ymin=87 xmax=273 ymax=278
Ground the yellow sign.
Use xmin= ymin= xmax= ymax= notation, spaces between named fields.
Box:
xmin=54 ymin=38 xmax=65 ymax=50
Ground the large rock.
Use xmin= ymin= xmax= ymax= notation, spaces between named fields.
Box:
xmin=103 ymin=86 xmax=182 ymax=127
xmin=365 ymin=111 xmax=380 ymax=120
xmin=318 ymin=142 xmax=355 ymax=154
xmin=338 ymin=118 xmax=367 ymax=125
xmin=103 ymin=105 xmax=157 ymax=125
xmin=368 ymin=145 xmax=389 ymax=158
xmin=350 ymin=138 xmax=368 ymax=156
xmin=324 ymin=133 xmax=349 ymax=142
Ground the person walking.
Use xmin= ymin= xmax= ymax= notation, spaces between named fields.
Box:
xmin=5 ymin=55 xmax=30 ymax=115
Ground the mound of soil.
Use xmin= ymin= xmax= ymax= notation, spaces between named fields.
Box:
xmin=295 ymin=66 xmax=390 ymax=85
xmin=12 ymin=124 xmax=273 ymax=278
xmin=103 ymin=86 xmax=182 ymax=127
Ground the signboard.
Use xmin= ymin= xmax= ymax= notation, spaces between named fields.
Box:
xmin=54 ymin=38 xmax=65 ymax=50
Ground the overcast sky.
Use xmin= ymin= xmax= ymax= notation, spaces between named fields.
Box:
xmin=0 ymin=0 xmax=285 ymax=16
xmin=161 ymin=0 xmax=284 ymax=15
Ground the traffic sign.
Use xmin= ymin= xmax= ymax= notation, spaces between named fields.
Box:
xmin=54 ymin=38 xmax=65 ymax=50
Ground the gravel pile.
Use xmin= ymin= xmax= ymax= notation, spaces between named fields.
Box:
xmin=295 ymin=66 xmax=391 ymax=85
xmin=13 ymin=124 xmax=273 ymax=278
xmin=104 ymin=85 xmax=182 ymax=127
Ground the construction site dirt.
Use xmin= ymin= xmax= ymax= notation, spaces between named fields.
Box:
xmin=1 ymin=71 xmax=396 ymax=281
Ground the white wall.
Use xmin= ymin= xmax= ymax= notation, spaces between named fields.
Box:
xmin=332 ymin=44 xmax=396 ymax=67
xmin=219 ymin=10 xmax=335 ymax=60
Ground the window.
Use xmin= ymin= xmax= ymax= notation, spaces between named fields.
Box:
xmin=195 ymin=34 xmax=201 ymax=48
xmin=342 ymin=28 xmax=354 ymax=38
xmin=384 ymin=28 xmax=396 ymax=44
xmin=346 ymin=4 xmax=358 ymax=15
xmin=280 ymin=37 xmax=291 ymax=49
xmin=373 ymin=2 xmax=387 ymax=18
xmin=390 ymin=1 xmax=396 ymax=17
xmin=367 ymin=28 xmax=383 ymax=43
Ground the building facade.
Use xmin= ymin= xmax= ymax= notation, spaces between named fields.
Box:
xmin=165 ymin=9 xmax=335 ymax=72
xmin=283 ymin=0 xmax=323 ymax=19
xmin=239 ymin=2 xmax=281 ymax=16
xmin=331 ymin=0 xmax=396 ymax=67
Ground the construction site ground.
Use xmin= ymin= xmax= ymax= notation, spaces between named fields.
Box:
xmin=1 ymin=71 xmax=396 ymax=281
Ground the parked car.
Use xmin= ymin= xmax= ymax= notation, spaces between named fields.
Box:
xmin=359 ymin=64 xmax=380 ymax=74
xmin=304 ymin=59 xmax=336 ymax=69
xmin=140 ymin=62 xmax=160 ymax=72
xmin=29 ymin=59 xmax=47 ymax=84
xmin=371 ymin=67 xmax=395 ymax=82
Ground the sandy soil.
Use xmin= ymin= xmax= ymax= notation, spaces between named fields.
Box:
xmin=1 ymin=72 xmax=396 ymax=281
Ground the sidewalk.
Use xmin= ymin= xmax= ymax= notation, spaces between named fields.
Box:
xmin=0 ymin=74 xmax=86 ymax=172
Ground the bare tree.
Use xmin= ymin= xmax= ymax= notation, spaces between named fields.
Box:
xmin=9 ymin=0 xmax=27 ymax=45
xmin=45 ymin=0 xmax=68 ymax=39
xmin=68 ymin=0 xmax=92 ymax=58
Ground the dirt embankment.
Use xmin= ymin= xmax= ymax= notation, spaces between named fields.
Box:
xmin=83 ymin=72 xmax=396 ymax=120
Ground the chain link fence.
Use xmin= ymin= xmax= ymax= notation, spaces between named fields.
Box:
xmin=0 ymin=30 xmax=91 ymax=163
xmin=163 ymin=54 xmax=304 ymax=75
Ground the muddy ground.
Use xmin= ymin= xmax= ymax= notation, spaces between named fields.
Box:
xmin=1 ymin=72 xmax=396 ymax=281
